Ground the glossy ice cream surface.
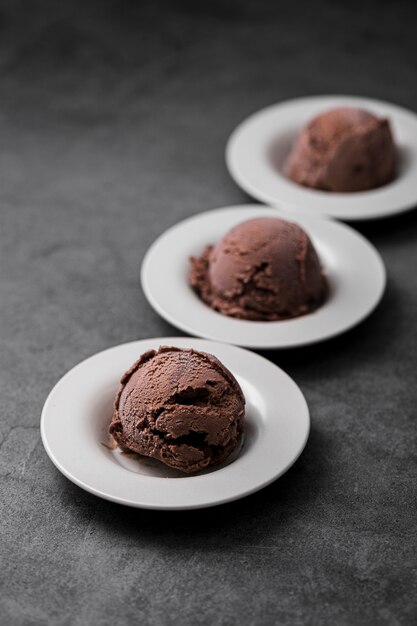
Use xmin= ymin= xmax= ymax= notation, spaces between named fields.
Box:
xmin=286 ymin=107 xmax=396 ymax=192
xmin=109 ymin=346 xmax=245 ymax=473
xmin=189 ymin=217 xmax=327 ymax=321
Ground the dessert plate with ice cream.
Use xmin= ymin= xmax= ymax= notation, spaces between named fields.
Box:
xmin=141 ymin=205 xmax=385 ymax=349
xmin=226 ymin=95 xmax=417 ymax=220
xmin=40 ymin=338 xmax=310 ymax=510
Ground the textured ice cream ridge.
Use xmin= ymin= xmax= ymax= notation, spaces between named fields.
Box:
xmin=109 ymin=346 xmax=245 ymax=473
xmin=286 ymin=106 xmax=396 ymax=192
xmin=189 ymin=217 xmax=327 ymax=321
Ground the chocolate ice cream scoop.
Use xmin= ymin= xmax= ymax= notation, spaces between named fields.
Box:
xmin=189 ymin=217 xmax=327 ymax=321
xmin=109 ymin=346 xmax=245 ymax=474
xmin=286 ymin=107 xmax=396 ymax=192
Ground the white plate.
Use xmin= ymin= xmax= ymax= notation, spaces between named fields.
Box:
xmin=226 ymin=95 xmax=417 ymax=221
xmin=40 ymin=338 xmax=309 ymax=510
xmin=141 ymin=205 xmax=385 ymax=349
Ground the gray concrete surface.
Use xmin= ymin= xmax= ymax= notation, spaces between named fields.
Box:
xmin=1 ymin=1 xmax=416 ymax=624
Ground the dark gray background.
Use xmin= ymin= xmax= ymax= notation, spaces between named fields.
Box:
xmin=1 ymin=1 xmax=416 ymax=624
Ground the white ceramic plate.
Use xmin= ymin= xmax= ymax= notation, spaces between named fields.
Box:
xmin=40 ymin=338 xmax=309 ymax=510
xmin=226 ymin=95 xmax=417 ymax=221
xmin=141 ymin=205 xmax=385 ymax=349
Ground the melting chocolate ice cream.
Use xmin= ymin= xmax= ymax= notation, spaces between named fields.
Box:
xmin=286 ymin=106 xmax=396 ymax=192
xmin=189 ymin=217 xmax=327 ymax=321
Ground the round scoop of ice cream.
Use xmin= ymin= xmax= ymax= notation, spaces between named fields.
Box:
xmin=286 ymin=107 xmax=396 ymax=192
xmin=189 ymin=217 xmax=327 ymax=321
xmin=109 ymin=346 xmax=245 ymax=474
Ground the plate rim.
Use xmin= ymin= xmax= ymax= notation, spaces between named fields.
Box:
xmin=40 ymin=337 xmax=310 ymax=510
xmin=225 ymin=94 xmax=417 ymax=221
xmin=140 ymin=204 xmax=386 ymax=349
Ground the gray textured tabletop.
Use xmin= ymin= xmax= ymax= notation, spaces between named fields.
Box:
xmin=1 ymin=2 xmax=416 ymax=625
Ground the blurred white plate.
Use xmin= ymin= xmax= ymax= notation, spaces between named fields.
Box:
xmin=141 ymin=205 xmax=385 ymax=349
xmin=41 ymin=338 xmax=309 ymax=510
xmin=226 ymin=95 xmax=417 ymax=220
